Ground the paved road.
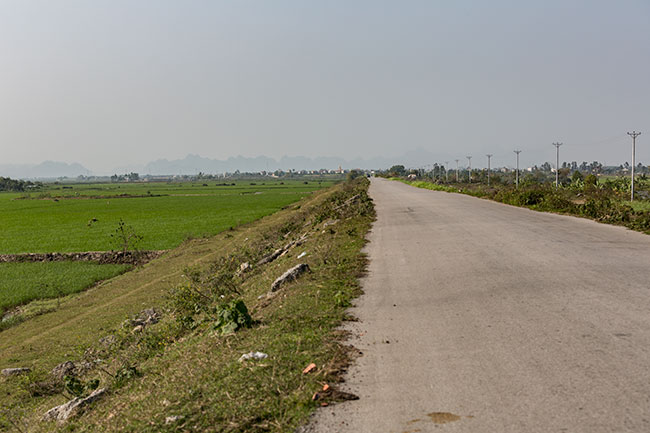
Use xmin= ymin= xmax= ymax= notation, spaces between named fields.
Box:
xmin=307 ymin=178 xmax=650 ymax=433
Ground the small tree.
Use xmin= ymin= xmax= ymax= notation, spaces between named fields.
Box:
xmin=110 ymin=219 xmax=143 ymax=253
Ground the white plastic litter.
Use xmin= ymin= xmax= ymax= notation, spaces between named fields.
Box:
xmin=165 ymin=415 xmax=184 ymax=424
xmin=238 ymin=351 xmax=269 ymax=362
xmin=297 ymin=252 xmax=307 ymax=259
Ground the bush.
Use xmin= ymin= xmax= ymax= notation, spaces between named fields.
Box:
xmin=516 ymin=189 xmax=545 ymax=206
xmin=571 ymin=171 xmax=583 ymax=184
xmin=630 ymin=211 xmax=650 ymax=231
xmin=584 ymin=174 xmax=598 ymax=190
xmin=541 ymin=192 xmax=575 ymax=212
xmin=64 ymin=375 xmax=99 ymax=398
xmin=212 ymin=300 xmax=252 ymax=335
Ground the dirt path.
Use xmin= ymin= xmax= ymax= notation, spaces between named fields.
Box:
xmin=306 ymin=178 xmax=650 ymax=432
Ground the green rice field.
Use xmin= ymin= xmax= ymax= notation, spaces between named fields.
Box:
xmin=0 ymin=261 xmax=131 ymax=313
xmin=0 ymin=180 xmax=333 ymax=254
xmin=0 ymin=179 xmax=335 ymax=314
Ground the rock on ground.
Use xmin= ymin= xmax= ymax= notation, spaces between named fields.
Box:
xmin=271 ymin=263 xmax=310 ymax=292
xmin=131 ymin=308 xmax=160 ymax=327
xmin=1 ymin=367 xmax=31 ymax=376
xmin=51 ymin=361 xmax=76 ymax=380
xmin=257 ymin=234 xmax=309 ymax=266
xmin=42 ymin=388 xmax=107 ymax=422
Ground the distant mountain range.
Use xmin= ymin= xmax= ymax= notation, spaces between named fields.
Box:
xmin=141 ymin=154 xmax=397 ymax=175
xmin=2 ymin=149 xmax=447 ymax=179
xmin=0 ymin=161 xmax=91 ymax=179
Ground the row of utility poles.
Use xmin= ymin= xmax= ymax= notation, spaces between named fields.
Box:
xmin=440 ymin=131 xmax=642 ymax=200
xmin=449 ymin=150 xmax=523 ymax=187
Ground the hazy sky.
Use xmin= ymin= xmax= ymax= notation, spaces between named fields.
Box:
xmin=1 ymin=0 xmax=649 ymax=172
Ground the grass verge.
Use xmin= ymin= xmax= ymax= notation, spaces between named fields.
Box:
xmin=0 ymin=177 xmax=374 ymax=432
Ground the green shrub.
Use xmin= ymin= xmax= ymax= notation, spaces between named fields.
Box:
xmin=516 ymin=189 xmax=545 ymax=206
xmin=64 ymin=375 xmax=99 ymax=398
xmin=571 ymin=171 xmax=584 ymax=184
xmin=542 ymin=192 xmax=575 ymax=212
xmin=630 ymin=211 xmax=650 ymax=231
xmin=212 ymin=299 xmax=252 ymax=335
xmin=113 ymin=365 xmax=141 ymax=388
xmin=584 ymin=174 xmax=598 ymax=191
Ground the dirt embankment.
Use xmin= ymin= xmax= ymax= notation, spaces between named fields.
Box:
xmin=0 ymin=251 xmax=164 ymax=265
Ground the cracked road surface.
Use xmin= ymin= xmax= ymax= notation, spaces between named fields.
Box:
xmin=306 ymin=177 xmax=650 ymax=433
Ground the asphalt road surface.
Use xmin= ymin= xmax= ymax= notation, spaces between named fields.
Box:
xmin=306 ymin=178 xmax=650 ymax=433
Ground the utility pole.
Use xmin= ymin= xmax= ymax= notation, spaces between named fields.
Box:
xmin=444 ymin=161 xmax=449 ymax=182
xmin=627 ymin=131 xmax=641 ymax=201
xmin=552 ymin=142 xmax=563 ymax=189
xmin=486 ymin=154 xmax=493 ymax=186
xmin=466 ymin=156 xmax=472 ymax=182
xmin=455 ymin=159 xmax=460 ymax=182
xmin=514 ymin=150 xmax=521 ymax=188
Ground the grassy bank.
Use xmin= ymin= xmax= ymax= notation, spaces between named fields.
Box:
xmin=0 ymin=177 xmax=374 ymax=432
xmin=392 ymin=177 xmax=650 ymax=234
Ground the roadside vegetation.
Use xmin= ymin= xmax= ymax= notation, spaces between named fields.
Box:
xmin=0 ymin=177 xmax=374 ymax=432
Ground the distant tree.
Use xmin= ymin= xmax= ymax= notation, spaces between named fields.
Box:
xmin=0 ymin=177 xmax=35 ymax=192
xmin=388 ymin=165 xmax=406 ymax=176
xmin=346 ymin=170 xmax=363 ymax=181
xmin=590 ymin=161 xmax=603 ymax=174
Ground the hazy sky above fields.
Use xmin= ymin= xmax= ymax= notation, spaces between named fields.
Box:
xmin=1 ymin=0 xmax=649 ymax=173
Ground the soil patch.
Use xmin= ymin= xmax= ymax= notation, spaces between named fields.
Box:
xmin=0 ymin=251 xmax=165 ymax=265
